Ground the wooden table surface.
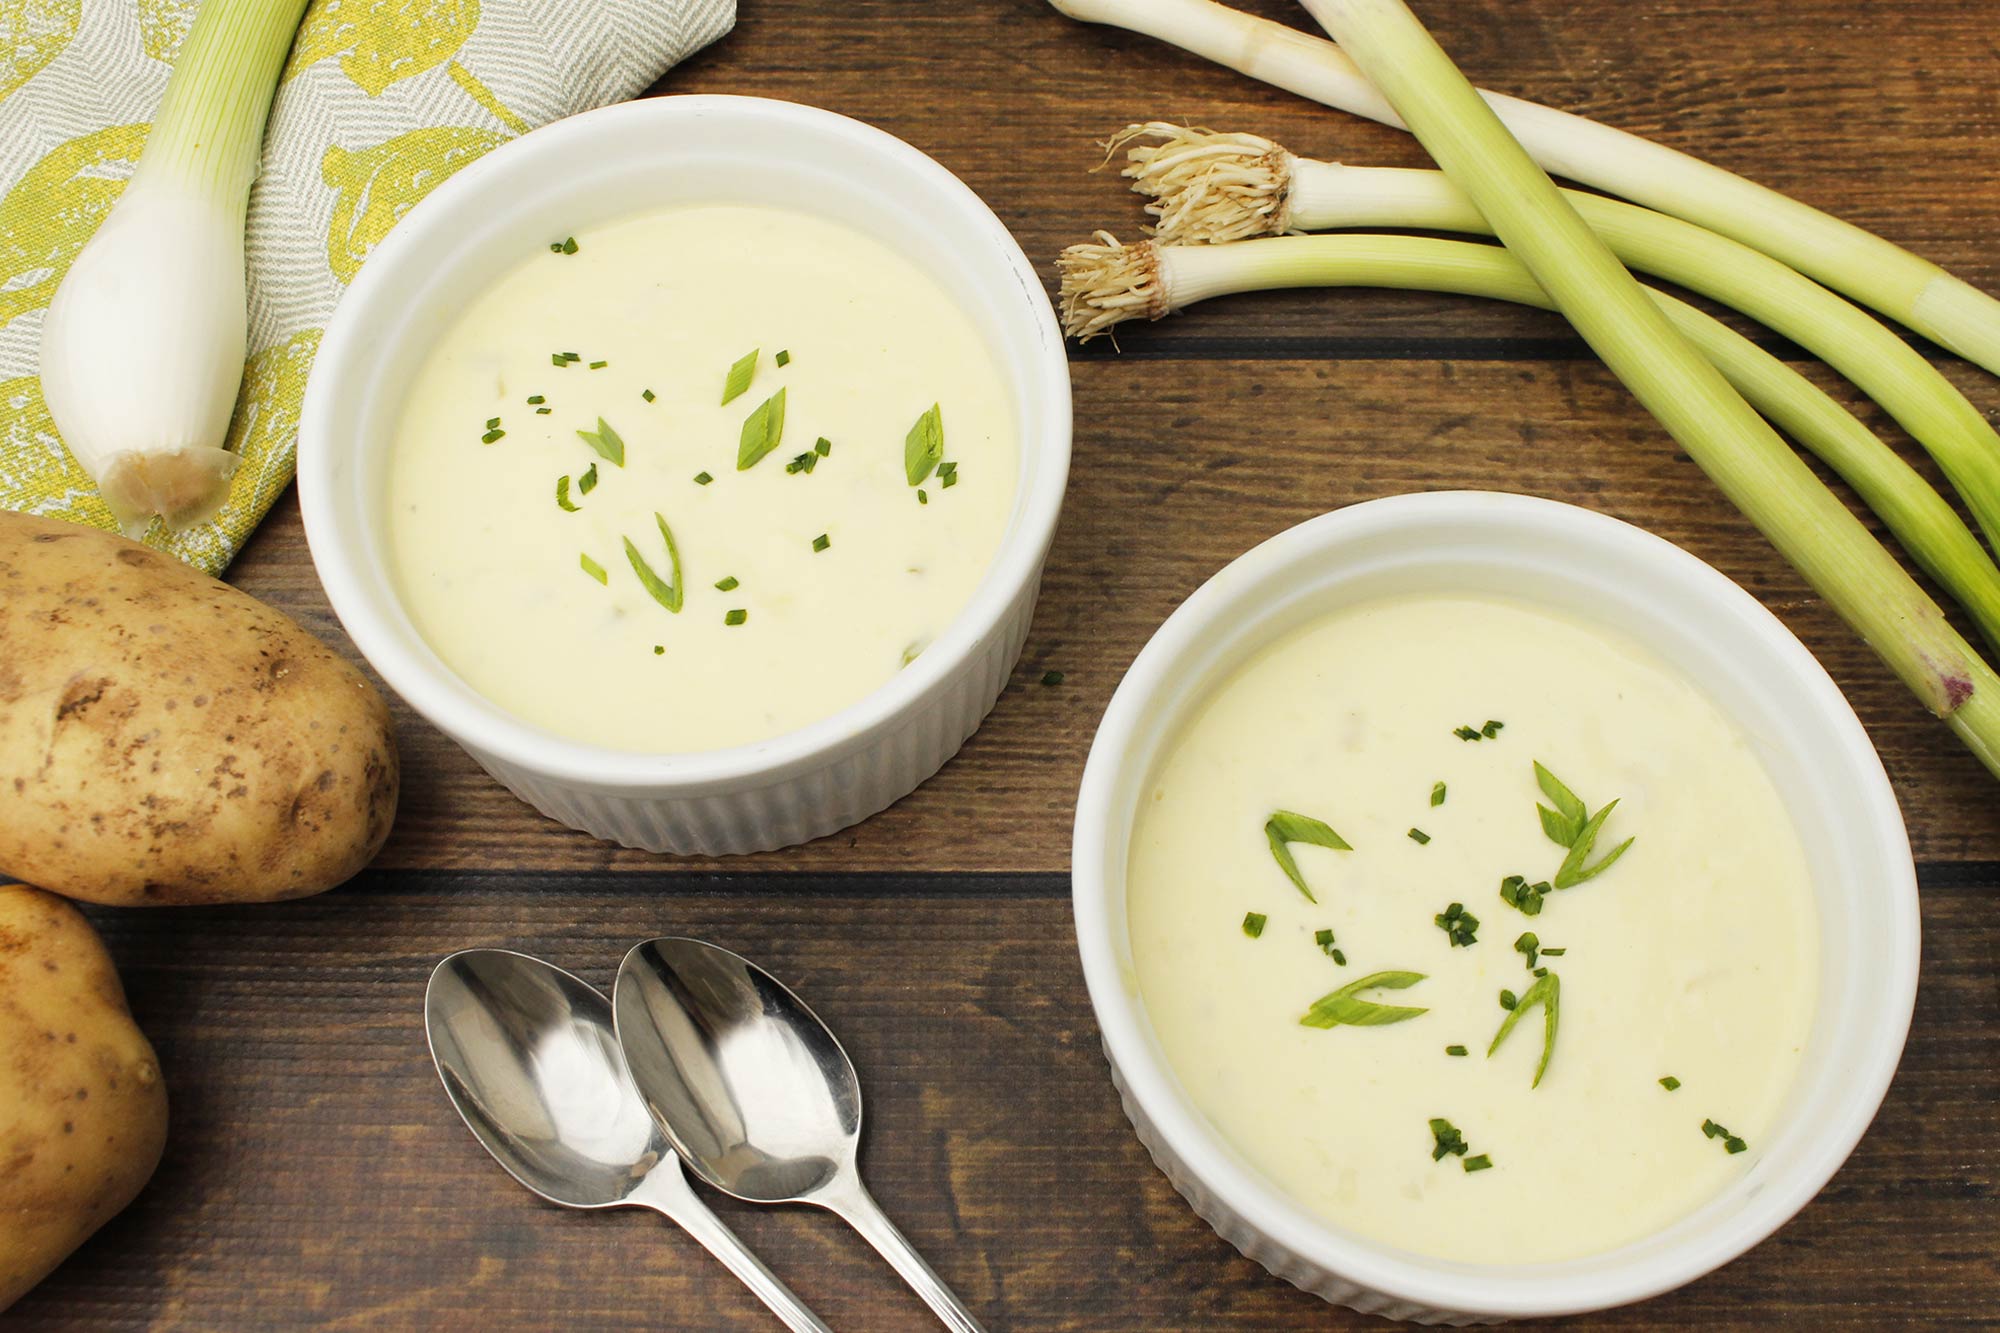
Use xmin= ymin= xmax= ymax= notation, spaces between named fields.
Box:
xmin=15 ymin=1 xmax=2000 ymax=1327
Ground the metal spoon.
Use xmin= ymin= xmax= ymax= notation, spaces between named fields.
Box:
xmin=424 ymin=949 xmax=830 ymax=1333
xmin=613 ymin=937 xmax=985 ymax=1333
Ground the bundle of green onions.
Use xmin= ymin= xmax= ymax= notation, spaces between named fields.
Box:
xmin=1054 ymin=0 xmax=2000 ymax=778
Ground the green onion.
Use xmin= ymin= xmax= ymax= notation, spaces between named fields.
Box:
xmin=622 ymin=512 xmax=683 ymax=614
xmin=555 ymin=475 xmax=579 ymax=511
xmin=577 ymin=463 xmax=598 ymax=496
xmin=1514 ymin=932 xmax=1541 ymax=969
xmin=1059 ymin=231 xmax=2000 ymax=767
xmin=579 ymin=552 xmax=607 ymax=585
xmin=654 ymin=645 xmax=665 ymax=656
xmin=1488 ymin=969 xmax=1560 ymax=1088
xmin=939 ymin=460 xmax=960 ymax=490
xmin=36 ymin=0 xmax=310 ymax=534
xmin=737 ymin=388 xmax=787 ymax=471
xmin=1452 ymin=724 xmax=1480 ymax=741
xmin=1313 ymin=926 xmax=1344 ymax=965
xmin=1264 ymin=809 xmax=1351 ymax=903
xmin=576 ymin=417 xmax=625 ymax=467
xmin=905 ymin=403 xmax=945 ymax=485
xmin=722 ymin=349 xmax=758 ymax=405
xmin=917 ymin=489 xmax=929 ymax=505
xmin=1242 ymin=911 xmax=1267 ymax=938
xmin=1046 ymin=3 xmax=2000 ymax=375
xmin=1300 ymin=970 xmax=1428 ymax=1029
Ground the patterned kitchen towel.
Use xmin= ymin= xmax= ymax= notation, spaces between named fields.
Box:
xmin=0 ymin=0 xmax=735 ymax=575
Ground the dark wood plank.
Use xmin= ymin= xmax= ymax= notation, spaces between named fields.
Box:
xmin=7 ymin=869 xmax=1993 ymax=1328
xmin=230 ymin=357 xmax=2000 ymax=871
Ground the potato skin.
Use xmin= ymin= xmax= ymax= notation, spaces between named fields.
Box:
xmin=0 ymin=513 xmax=398 ymax=905
xmin=0 ymin=884 xmax=168 ymax=1312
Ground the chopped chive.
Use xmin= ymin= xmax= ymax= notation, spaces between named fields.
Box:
xmin=588 ymin=360 xmax=607 ymax=370
xmin=579 ymin=552 xmax=606 ymax=585
xmin=1453 ymin=725 xmax=1481 ymax=741
xmin=1430 ymin=781 xmax=1446 ymax=806
xmin=576 ymin=417 xmax=625 ymax=466
xmin=559 ymin=236 xmax=577 ymax=254
xmin=1541 ymin=947 xmax=1566 ymax=956
xmin=917 ymin=489 xmax=929 ymax=504
xmin=1408 ymin=827 xmax=1431 ymax=845
xmin=1462 ymin=1154 xmax=1494 ymax=1173
xmin=811 ymin=533 xmax=830 ymax=553
xmin=714 ymin=575 xmax=739 ymax=592
xmin=774 ymin=349 xmax=791 ymax=367
xmin=1514 ymin=932 xmax=1541 ymax=969
xmin=549 ymin=241 xmax=562 ymax=253
xmin=480 ymin=427 xmax=505 ymax=444
xmin=722 ymin=348 xmax=758 ymax=405
xmin=535 ymin=407 xmax=551 ymax=414
xmin=1659 ymin=1076 xmax=1681 ymax=1091
xmin=724 ymin=608 xmax=747 ymax=626
xmin=785 ymin=450 xmax=818 ymax=474
xmin=939 ymin=460 xmax=959 ymax=489
xmin=642 ymin=388 xmax=656 ymax=402
xmin=1428 ymin=1118 xmax=1468 ymax=1161
xmin=561 ymin=351 xmax=580 ymax=362
xmin=653 ymin=645 xmax=664 ymax=656
xmin=1434 ymin=901 xmax=1478 ymax=947
xmin=736 ymin=388 xmax=787 ymax=470
xmin=555 ymin=475 xmax=579 ymax=511
xmin=1299 ymin=971 xmax=1429 ymax=1028
xmin=1314 ymin=928 xmax=1344 ymax=965
xmin=621 ymin=512 xmax=683 ymax=614
xmin=1499 ymin=989 xmax=1518 ymax=1011
xmin=1701 ymin=1118 xmax=1748 ymax=1153
xmin=577 ymin=463 xmax=598 ymax=495
xmin=1445 ymin=1044 xmax=1468 ymax=1056
xmin=1499 ymin=874 xmax=1550 ymax=916
xmin=814 ymin=436 xmax=831 ymax=456
xmin=526 ymin=395 xmax=545 ymax=405
xmin=694 ymin=471 xmax=713 ymax=486
xmin=485 ymin=416 xmax=501 ymax=430
xmin=1481 ymin=719 xmax=1504 ymax=737
xmin=551 ymin=353 xmax=565 ymax=366
xmin=1041 ymin=670 xmax=1064 ymax=686
xmin=1242 ymin=912 xmax=1268 ymax=939
xmin=1489 ymin=972 xmax=1560 ymax=1088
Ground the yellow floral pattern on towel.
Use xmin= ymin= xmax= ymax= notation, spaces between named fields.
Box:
xmin=0 ymin=0 xmax=733 ymax=575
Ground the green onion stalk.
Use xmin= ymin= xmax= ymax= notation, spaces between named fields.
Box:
xmin=1057 ymin=238 xmax=2000 ymax=779
xmin=1046 ymin=0 xmax=2000 ymax=377
xmin=1110 ymin=122 xmax=2000 ymax=559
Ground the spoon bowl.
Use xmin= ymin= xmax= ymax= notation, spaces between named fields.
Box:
xmin=424 ymin=949 xmax=829 ymax=1332
xmin=614 ymin=938 xmax=985 ymax=1332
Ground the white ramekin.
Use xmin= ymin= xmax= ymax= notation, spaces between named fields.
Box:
xmin=299 ymin=96 xmax=1070 ymax=854
xmin=1072 ymin=492 xmax=1919 ymax=1323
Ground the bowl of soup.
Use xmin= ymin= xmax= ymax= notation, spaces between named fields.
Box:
xmin=1071 ymin=491 xmax=1917 ymax=1321
xmin=300 ymin=95 xmax=1070 ymax=853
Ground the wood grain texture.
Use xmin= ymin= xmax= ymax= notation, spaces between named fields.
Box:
xmin=7 ymin=871 xmax=1994 ymax=1329
xmin=13 ymin=0 xmax=2000 ymax=1326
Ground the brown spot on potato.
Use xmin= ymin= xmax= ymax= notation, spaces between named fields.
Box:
xmin=53 ymin=677 xmax=111 ymax=721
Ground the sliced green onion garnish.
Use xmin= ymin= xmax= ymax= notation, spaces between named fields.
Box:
xmin=579 ymin=552 xmax=606 ymax=585
xmin=1265 ymin=809 xmax=1352 ymax=904
xmin=737 ymin=387 xmax=787 ymax=470
xmin=722 ymin=348 xmax=758 ymax=405
xmin=577 ymin=417 xmax=625 ymax=467
xmin=904 ymin=403 xmax=944 ymax=485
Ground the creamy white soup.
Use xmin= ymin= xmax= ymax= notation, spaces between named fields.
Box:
xmin=386 ymin=204 xmax=1016 ymax=753
xmin=1127 ymin=595 xmax=1817 ymax=1264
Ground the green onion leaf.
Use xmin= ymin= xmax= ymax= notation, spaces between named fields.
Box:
xmin=1242 ymin=912 xmax=1267 ymax=939
xmin=577 ymin=417 xmax=625 ymax=467
xmin=1534 ymin=761 xmax=1590 ymax=847
xmin=579 ymin=553 xmax=606 ymax=585
xmin=904 ymin=403 xmax=944 ymax=485
xmin=1482 ymin=719 xmax=1504 ymax=738
xmin=1453 ymin=724 xmax=1481 ymax=741
xmin=622 ymin=512 xmax=683 ymax=614
xmin=1431 ymin=781 xmax=1446 ymax=807
xmin=555 ymin=475 xmax=579 ymax=512
xmin=1299 ymin=970 xmax=1428 ymax=1029
xmin=737 ymin=387 xmax=787 ymax=471
xmin=1487 ymin=970 xmax=1560 ymax=1088
xmin=1265 ymin=809 xmax=1352 ymax=903
xmin=722 ymin=349 xmax=758 ymax=405
xmin=577 ymin=463 xmax=598 ymax=496
xmin=1553 ymin=799 xmax=1635 ymax=888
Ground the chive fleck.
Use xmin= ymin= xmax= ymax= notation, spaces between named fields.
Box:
xmin=812 ymin=533 xmax=830 ymax=553
xmin=724 ymin=608 xmax=747 ymax=626
xmin=577 ymin=464 xmax=598 ymax=496
xmin=1428 ymin=1118 xmax=1468 ymax=1161
xmin=1481 ymin=719 xmax=1504 ymax=737
xmin=714 ymin=575 xmax=739 ymax=592
xmin=588 ymin=360 xmax=607 ymax=370
xmin=642 ymin=388 xmax=656 ymax=402
xmin=1541 ymin=947 xmax=1566 ymax=956
xmin=1242 ymin=912 xmax=1267 ymax=939
xmin=1660 ymin=1076 xmax=1681 ymax=1091
xmin=1514 ymin=932 xmax=1541 ymax=969
xmin=1499 ymin=874 xmax=1550 ymax=916
xmin=1701 ymin=1118 xmax=1748 ymax=1154
xmin=535 ymin=407 xmax=551 ymax=415
xmin=1445 ymin=1044 xmax=1468 ymax=1056
xmin=1408 ymin=827 xmax=1431 ymax=845
xmin=1453 ymin=725 xmax=1481 ymax=741
xmin=785 ymin=451 xmax=818 ymax=474
xmin=485 ymin=417 xmax=501 ymax=429
xmin=1041 ymin=670 xmax=1064 ymax=686
xmin=481 ymin=427 xmax=505 ymax=444
xmin=694 ymin=471 xmax=714 ymax=486
xmin=557 ymin=236 xmax=577 ymax=254
xmin=1462 ymin=1154 xmax=1494 ymax=1173
xmin=555 ymin=474 xmax=579 ymax=511
xmin=579 ymin=552 xmax=607 ymax=585
xmin=939 ymin=460 xmax=959 ymax=489
xmin=1314 ymin=928 xmax=1344 ymax=965
xmin=917 ymin=489 xmax=928 ymax=505
xmin=775 ymin=349 xmax=791 ymax=367
xmin=527 ymin=395 xmax=545 ymax=405
xmin=1434 ymin=902 xmax=1478 ymax=947
xmin=653 ymin=645 xmax=664 ymax=656
xmin=1499 ymin=989 xmax=1518 ymax=1011
xmin=551 ymin=353 xmax=566 ymax=367
xmin=1431 ymin=781 xmax=1446 ymax=807
xmin=814 ymin=436 xmax=831 ymax=457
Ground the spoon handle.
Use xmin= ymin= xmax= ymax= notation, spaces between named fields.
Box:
xmin=632 ymin=1170 xmax=831 ymax=1333
xmin=824 ymin=1178 xmax=985 ymax=1333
